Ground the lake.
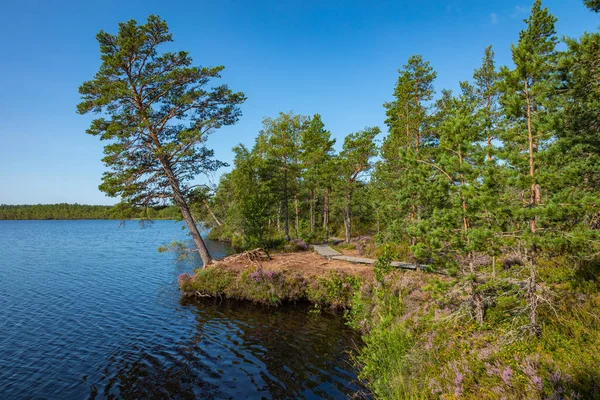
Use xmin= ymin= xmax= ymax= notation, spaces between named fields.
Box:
xmin=0 ymin=220 xmax=365 ymax=399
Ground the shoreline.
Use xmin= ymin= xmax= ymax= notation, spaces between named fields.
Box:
xmin=178 ymin=250 xmax=374 ymax=308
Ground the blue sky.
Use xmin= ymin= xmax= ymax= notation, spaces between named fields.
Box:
xmin=0 ymin=0 xmax=597 ymax=205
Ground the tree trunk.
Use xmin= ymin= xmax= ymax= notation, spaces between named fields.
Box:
xmin=344 ymin=191 xmax=352 ymax=243
xmin=161 ymin=158 xmax=212 ymax=266
xmin=294 ymin=195 xmax=299 ymax=239
xmin=487 ymin=90 xmax=493 ymax=162
xmin=415 ymin=91 xmax=421 ymax=152
xmin=310 ymin=189 xmax=316 ymax=233
xmin=277 ymin=203 xmax=281 ymax=232
xmin=283 ymin=163 xmax=290 ymax=241
xmin=459 ymin=151 xmax=469 ymax=234
xmin=204 ymin=199 xmax=222 ymax=226
xmin=524 ymin=79 xmax=538 ymax=233
xmin=323 ymin=187 xmax=330 ymax=242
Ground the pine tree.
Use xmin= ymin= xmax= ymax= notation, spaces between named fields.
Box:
xmin=498 ymin=0 xmax=559 ymax=335
xmin=337 ymin=127 xmax=379 ymax=242
xmin=77 ymin=16 xmax=246 ymax=266
xmin=378 ymin=55 xmax=438 ymax=243
xmin=299 ymin=114 xmax=336 ymax=235
xmin=255 ymin=112 xmax=307 ymax=241
xmin=584 ymin=0 xmax=600 ymax=12
xmin=499 ymin=0 xmax=558 ymax=233
xmin=473 ymin=45 xmax=505 ymax=275
xmin=473 ymin=46 xmax=500 ymax=162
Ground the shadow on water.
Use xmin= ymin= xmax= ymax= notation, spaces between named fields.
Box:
xmin=96 ymin=299 xmax=367 ymax=399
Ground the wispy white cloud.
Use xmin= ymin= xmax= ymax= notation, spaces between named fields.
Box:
xmin=490 ymin=13 xmax=498 ymax=25
xmin=512 ymin=5 xmax=528 ymax=17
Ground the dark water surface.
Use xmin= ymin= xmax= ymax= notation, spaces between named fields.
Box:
xmin=0 ymin=220 xmax=364 ymax=399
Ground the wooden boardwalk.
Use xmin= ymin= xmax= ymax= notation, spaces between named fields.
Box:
xmin=312 ymin=244 xmax=418 ymax=270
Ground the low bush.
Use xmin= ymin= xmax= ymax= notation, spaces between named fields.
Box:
xmin=179 ymin=265 xmax=363 ymax=308
xmin=347 ymin=266 xmax=600 ymax=399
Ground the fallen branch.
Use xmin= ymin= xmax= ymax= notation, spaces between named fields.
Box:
xmin=222 ymin=248 xmax=271 ymax=267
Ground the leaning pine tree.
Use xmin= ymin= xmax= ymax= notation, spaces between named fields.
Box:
xmin=77 ymin=15 xmax=246 ymax=266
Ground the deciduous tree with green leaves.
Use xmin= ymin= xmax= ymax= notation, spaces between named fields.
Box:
xmin=77 ymin=15 xmax=246 ymax=266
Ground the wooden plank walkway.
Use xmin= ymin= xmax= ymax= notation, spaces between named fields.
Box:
xmin=312 ymin=244 xmax=418 ymax=270
xmin=312 ymin=244 xmax=342 ymax=258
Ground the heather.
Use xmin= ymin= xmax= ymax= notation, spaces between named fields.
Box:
xmin=348 ymin=256 xmax=600 ymax=399
xmin=178 ymin=265 xmax=361 ymax=308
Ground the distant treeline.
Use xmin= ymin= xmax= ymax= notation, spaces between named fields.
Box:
xmin=0 ymin=204 xmax=182 ymax=220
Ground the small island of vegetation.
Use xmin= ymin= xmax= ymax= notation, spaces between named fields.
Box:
xmin=74 ymin=1 xmax=600 ymax=398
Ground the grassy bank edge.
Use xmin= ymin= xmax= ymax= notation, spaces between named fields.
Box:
xmin=178 ymin=259 xmax=600 ymax=399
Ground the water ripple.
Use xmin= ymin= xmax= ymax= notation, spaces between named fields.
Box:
xmin=0 ymin=220 xmax=365 ymax=399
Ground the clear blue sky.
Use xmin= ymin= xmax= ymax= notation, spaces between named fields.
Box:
xmin=0 ymin=0 xmax=597 ymax=205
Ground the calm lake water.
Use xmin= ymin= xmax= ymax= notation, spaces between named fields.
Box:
xmin=0 ymin=220 xmax=365 ymax=399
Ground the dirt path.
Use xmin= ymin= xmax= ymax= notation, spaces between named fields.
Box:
xmin=215 ymin=251 xmax=376 ymax=280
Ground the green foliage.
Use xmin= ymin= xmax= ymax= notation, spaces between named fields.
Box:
xmin=307 ymin=271 xmax=361 ymax=308
xmin=374 ymin=244 xmax=396 ymax=283
xmin=174 ymin=1 xmax=600 ymax=397
xmin=584 ymin=0 xmax=600 ymax=12
xmin=0 ymin=203 xmax=182 ymax=220
xmin=77 ymin=15 xmax=245 ymax=210
xmin=206 ymin=111 xmax=378 ymax=248
xmin=348 ymin=268 xmax=600 ymax=399
xmin=0 ymin=204 xmax=114 ymax=220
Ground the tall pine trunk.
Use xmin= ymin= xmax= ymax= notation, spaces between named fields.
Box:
xmin=294 ymin=195 xmax=299 ymax=239
xmin=524 ymin=80 xmax=542 ymax=335
xmin=524 ymin=79 xmax=539 ymax=232
xmin=486 ymin=86 xmax=493 ymax=162
xmin=323 ymin=187 xmax=330 ymax=242
xmin=310 ymin=189 xmax=316 ymax=233
xmin=277 ymin=203 xmax=281 ymax=232
xmin=344 ymin=191 xmax=352 ymax=243
xmin=161 ymin=158 xmax=212 ymax=266
xmin=283 ymin=162 xmax=290 ymax=241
